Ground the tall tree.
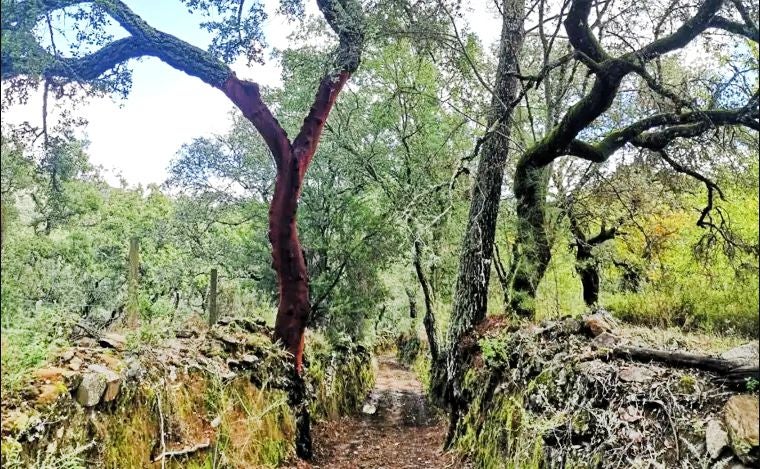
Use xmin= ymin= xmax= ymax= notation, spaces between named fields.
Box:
xmin=2 ymin=0 xmax=365 ymax=378
xmin=442 ymin=0 xmax=526 ymax=439
xmin=508 ymin=0 xmax=759 ymax=317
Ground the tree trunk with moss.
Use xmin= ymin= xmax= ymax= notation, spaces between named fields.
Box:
xmin=570 ymin=221 xmax=619 ymax=307
xmin=575 ymin=243 xmax=599 ymax=306
xmin=413 ymin=239 xmax=439 ymax=363
xmin=510 ymin=158 xmax=553 ymax=317
xmin=442 ymin=0 xmax=525 ymax=444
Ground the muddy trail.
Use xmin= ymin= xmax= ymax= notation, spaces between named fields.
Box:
xmin=288 ymin=356 xmax=464 ymax=469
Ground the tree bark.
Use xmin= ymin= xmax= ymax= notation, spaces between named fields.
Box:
xmin=413 ymin=239 xmax=439 ymax=363
xmin=223 ymin=72 xmax=351 ymax=374
xmin=208 ymin=268 xmax=219 ymax=326
xmin=492 ymin=243 xmax=512 ymax=308
xmin=126 ymin=237 xmax=140 ymax=327
xmin=570 ymin=220 xmax=618 ymax=307
xmin=406 ymin=287 xmax=418 ymax=319
xmin=510 ymin=158 xmax=552 ymax=317
xmin=575 ymin=244 xmax=599 ymax=306
xmin=442 ymin=0 xmax=525 ymax=442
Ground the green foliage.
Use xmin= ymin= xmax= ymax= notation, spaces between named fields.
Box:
xmin=1 ymin=307 xmax=73 ymax=396
xmin=396 ymin=331 xmax=423 ymax=366
xmin=746 ymin=378 xmax=759 ymax=393
xmin=604 ymin=171 xmax=759 ymax=336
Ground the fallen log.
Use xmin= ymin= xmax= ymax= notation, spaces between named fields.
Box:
xmin=611 ymin=345 xmax=759 ymax=388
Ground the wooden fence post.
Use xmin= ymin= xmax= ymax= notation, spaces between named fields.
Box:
xmin=126 ymin=237 xmax=140 ymax=327
xmin=208 ymin=268 xmax=218 ymax=326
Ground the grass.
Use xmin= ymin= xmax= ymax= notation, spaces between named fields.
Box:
xmin=1 ymin=308 xmax=72 ymax=398
xmin=606 ymin=286 xmax=759 ymax=338
xmin=1 ymin=316 xmax=375 ymax=468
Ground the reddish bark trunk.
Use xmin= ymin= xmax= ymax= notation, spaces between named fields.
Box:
xmin=223 ymin=72 xmax=349 ymax=373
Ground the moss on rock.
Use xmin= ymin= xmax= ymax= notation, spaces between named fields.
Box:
xmin=0 ymin=320 xmax=375 ymax=468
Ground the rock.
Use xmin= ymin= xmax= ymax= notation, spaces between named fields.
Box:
xmin=36 ymin=383 xmax=66 ymax=406
xmin=61 ymin=349 xmax=75 ymax=362
xmin=98 ymin=333 xmax=126 ymax=350
xmin=220 ymin=369 xmax=237 ymax=381
xmin=721 ymin=343 xmax=759 ymax=368
xmin=591 ymin=332 xmax=619 ymax=348
xmin=211 ymin=416 xmax=222 ymax=428
xmin=76 ymin=337 xmax=98 ymax=348
xmin=618 ymin=365 xmax=654 ymax=383
xmin=33 ymin=367 xmax=74 ymax=382
xmin=99 ymin=353 xmax=123 ymax=371
xmin=583 ymin=314 xmax=613 ymax=337
xmin=88 ymin=364 xmax=121 ymax=402
xmin=33 ymin=366 xmax=81 ymax=390
xmin=76 ymin=373 xmax=107 ymax=407
xmin=175 ymin=329 xmax=198 ymax=339
xmin=69 ymin=357 xmax=83 ymax=371
xmin=619 ymin=405 xmax=643 ymax=423
xmin=723 ymin=395 xmax=759 ymax=464
xmin=124 ymin=357 xmax=145 ymax=381
xmin=706 ymin=419 xmax=730 ymax=459
xmin=362 ymin=403 xmax=377 ymax=415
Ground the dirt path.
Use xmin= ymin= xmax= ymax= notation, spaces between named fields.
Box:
xmin=287 ymin=356 xmax=464 ymax=469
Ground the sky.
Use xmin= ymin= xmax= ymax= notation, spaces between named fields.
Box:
xmin=4 ymin=1 xmax=502 ymax=187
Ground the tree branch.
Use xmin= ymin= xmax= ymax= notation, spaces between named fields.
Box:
xmin=564 ymin=0 xmax=608 ymax=62
xmin=291 ymin=0 xmax=365 ymax=172
xmin=633 ymin=0 xmax=724 ymax=61
xmin=292 ymin=72 xmax=350 ymax=174
xmin=565 ymin=104 xmax=758 ymax=163
xmin=222 ymin=76 xmax=291 ymax=167
xmin=3 ymin=0 xmax=295 ymax=165
xmin=709 ymin=15 xmax=760 ymax=42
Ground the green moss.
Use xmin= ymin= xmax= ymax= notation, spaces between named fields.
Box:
xmin=1 ymin=439 xmax=23 ymax=469
xmin=396 ymin=332 xmax=422 ymax=365
xmin=307 ymin=336 xmax=375 ymax=421
xmin=571 ymin=409 xmax=591 ymax=435
xmin=677 ymin=374 xmax=698 ymax=394
xmin=455 ymin=393 xmax=544 ymax=469
xmin=8 ymin=330 xmax=375 ymax=468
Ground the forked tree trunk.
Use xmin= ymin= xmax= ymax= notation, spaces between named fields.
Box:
xmin=223 ymin=72 xmax=349 ymax=374
xmin=0 ymin=0 xmax=364 ymax=460
xmin=223 ymin=71 xmax=352 ymax=461
xmin=571 ymin=221 xmax=618 ymax=307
